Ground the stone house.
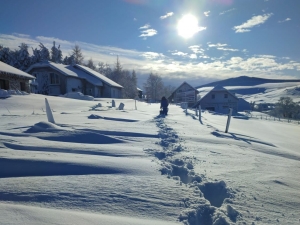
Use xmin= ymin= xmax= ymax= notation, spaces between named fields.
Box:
xmin=0 ymin=61 xmax=35 ymax=93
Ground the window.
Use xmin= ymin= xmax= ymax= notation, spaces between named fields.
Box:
xmin=50 ymin=73 xmax=59 ymax=85
xmin=212 ymin=94 xmax=215 ymax=99
xmin=224 ymin=93 xmax=228 ymax=98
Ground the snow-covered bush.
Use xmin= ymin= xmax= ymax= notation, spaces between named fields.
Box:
xmin=0 ymin=89 xmax=9 ymax=98
xmin=64 ymin=92 xmax=94 ymax=101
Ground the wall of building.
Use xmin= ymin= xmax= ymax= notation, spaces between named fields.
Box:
xmin=29 ymin=67 xmax=68 ymax=95
xmin=200 ymin=90 xmax=238 ymax=114
xmin=0 ymin=73 xmax=31 ymax=92
xmin=171 ymin=83 xmax=197 ymax=107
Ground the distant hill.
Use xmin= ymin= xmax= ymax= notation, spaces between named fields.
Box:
xmin=195 ymin=76 xmax=300 ymax=88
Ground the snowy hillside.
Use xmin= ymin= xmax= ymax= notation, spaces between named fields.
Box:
xmin=197 ymin=82 xmax=300 ymax=104
xmin=0 ymin=94 xmax=299 ymax=225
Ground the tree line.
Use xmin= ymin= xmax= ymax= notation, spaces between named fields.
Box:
xmin=270 ymin=97 xmax=300 ymax=120
xmin=0 ymin=42 xmax=175 ymax=100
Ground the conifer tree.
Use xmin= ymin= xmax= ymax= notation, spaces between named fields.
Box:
xmin=71 ymin=45 xmax=84 ymax=65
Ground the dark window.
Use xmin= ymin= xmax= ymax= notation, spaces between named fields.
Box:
xmin=50 ymin=73 xmax=59 ymax=85
xmin=224 ymin=93 xmax=228 ymax=98
xmin=212 ymin=94 xmax=215 ymax=99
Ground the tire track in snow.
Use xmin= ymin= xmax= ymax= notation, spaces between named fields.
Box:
xmin=146 ymin=116 xmax=240 ymax=225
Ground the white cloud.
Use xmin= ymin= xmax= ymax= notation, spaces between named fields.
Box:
xmin=12 ymin=33 xmax=31 ymax=38
xmin=208 ymin=43 xmax=227 ymax=48
xmin=219 ymin=8 xmax=236 ymax=15
xmin=1 ymin=33 xmax=299 ymax=86
xmin=140 ymin=52 xmax=165 ymax=60
xmin=160 ymin=12 xmax=174 ymax=19
xmin=139 ymin=24 xmax=157 ymax=38
xmin=204 ymin=11 xmax=210 ymax=17
xmin=217 ymin=47 xmax=239 ymax=52
xmin=233 ymin=13 xmax=273 ymax=33
xmin=171 ymin=51 xmax=188 ymax=56
xmin=139 ymin=24 xmax=151 ymax=29
xmin=134 ymin=18 xmax=137 ymax=21
xmin=139 ymin=29 xmax=158 ymax=37
xmin=188 ymin=45 xmax=204 ymax=54
xmin=256 ymin=54 xmax=276 ymax=58
xmin=278 ymin=18 xmax=291 ymax=23
xmin=190 ymin=54 xmax=197 ymax=59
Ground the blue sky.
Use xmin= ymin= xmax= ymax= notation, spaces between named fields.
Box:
xmin=0 ymin=0 xmax=299 ymax=87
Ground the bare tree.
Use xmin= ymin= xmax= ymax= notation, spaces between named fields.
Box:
xmin=143 ymin=73 xmax=164 ymax=102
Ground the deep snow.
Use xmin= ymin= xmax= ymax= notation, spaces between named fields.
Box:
xmin=0 ymin=92 xmax=299 ymax=225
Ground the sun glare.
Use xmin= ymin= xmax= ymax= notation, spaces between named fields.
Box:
xmin=177 ymin=14 xmax=200 ymax=39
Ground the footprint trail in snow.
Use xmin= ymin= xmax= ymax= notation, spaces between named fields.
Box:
xmin=146 ymin=116 xmax=240 ymax=225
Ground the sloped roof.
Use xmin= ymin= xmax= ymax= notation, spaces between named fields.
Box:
xmin=168 ymin=81 xmax=199 ymax=98
xmin=26 ymin=62 xmax=103 ymax=86
xmin=193 ymin=85 xmax=239 ymax=107
xmin=0 ymin=61 xmax=35 ymax=79
xmin=74 ymin=64 xmax=123 ymax=88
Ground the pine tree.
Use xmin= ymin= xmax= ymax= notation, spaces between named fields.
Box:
xmin=15 ymin=43 xmax=31 ymax=70
xmin=51 ymin=41 xmax=62 ymax=63
xmin=71 ymin=45 xmax=84 ymax=65
xmin=39 ymin=43 xmax=50 ymax=62
xmin=0 ymin=45 xmax=14 ymax=65
xmin=86 ymin=58 xmax=96 ymax=70
xmin=111 ymin=56 xmax=122 ymax=83
xmin=63 ymin=55 xmax=76 ymax=65
xmin=97 ymin=62 xmax=112 ymax=77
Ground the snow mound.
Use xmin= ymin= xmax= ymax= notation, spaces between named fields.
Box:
xmin=64 ymin=92 xmax=94 ymax=101
xmin=25 ymin=121 xmax=69 ymax=133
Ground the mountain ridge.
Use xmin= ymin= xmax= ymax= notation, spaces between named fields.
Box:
xmin=195 ymin=76 xmax=300 ymax=89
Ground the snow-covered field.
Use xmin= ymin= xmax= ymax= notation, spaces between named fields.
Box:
xmin=0 ymin=94 xmax=299 ymax=225
xmin=198 ymin=82 xmax=300 ymax=104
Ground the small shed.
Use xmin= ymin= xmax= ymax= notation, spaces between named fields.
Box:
xmin=194 ymin=85 xmax=239 ymax=114
xmin=168 ymin=82 xmax=199 ymax=107
xmin=0 ymin=61 xmax=35 ymax=93
xmin=137 ymin=87 xmax=143 ymax=99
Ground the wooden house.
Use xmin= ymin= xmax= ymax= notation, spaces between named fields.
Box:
xmin=26 ymin=62 xmax=123 ymax=98
xmin=168 ymin=82 xmax=199 ymax=107
xmin=194 ymin=85 xmax=239 ymax=114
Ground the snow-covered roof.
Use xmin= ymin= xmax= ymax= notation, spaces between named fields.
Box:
xmin=0 ymin=61 xmax=35 ymax=79
xmin=168 ymin=81 xmax=199 ymax=99
xmin=26 ymin=62 xmax=103 ymax=86
xmin=137 ymin=87 xmax=143 ymax=91
xmin=74 ymin=64 xmax=123 ymax=88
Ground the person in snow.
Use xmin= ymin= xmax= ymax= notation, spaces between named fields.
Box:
xmin=160 ymin=96 xmax=169 ymax=115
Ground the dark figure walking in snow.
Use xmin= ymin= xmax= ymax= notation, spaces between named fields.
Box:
xmin=160 ymin=96 xmax=169 ymax=115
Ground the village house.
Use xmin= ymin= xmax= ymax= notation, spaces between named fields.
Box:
xmin=0 ymin=61 xmax=35 ymax=93
xmin=168 ymin=82 xmax=200 ymax=107
xmin=26 ymin=62 xmax=123 ymax=98
xmin=194 ymin=85 xmax=239 ymax=114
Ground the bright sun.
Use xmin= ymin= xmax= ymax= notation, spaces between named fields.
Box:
xmin=177 ymin=14 xmax=200 ymax=39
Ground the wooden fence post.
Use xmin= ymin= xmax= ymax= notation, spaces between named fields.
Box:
xmin=225 ymin=108 xmax=233 ymax=133
xmin=199 ymin=105 xmax=201 ymax=121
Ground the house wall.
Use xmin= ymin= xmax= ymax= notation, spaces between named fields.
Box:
xmin=66 ymin=77 xmax=83 ymax=93
xmin=28 ymin=67 xmax=72 ymax=95
xmin=0 ymin=73 xmax=31 ymax=92
xmin=200 ymin=90 xmax=238 ymax=114
xmin=171 ymin=83 xmax=197 ymax=106
xmin=111 ymin=87 xmax=122 ymax=98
